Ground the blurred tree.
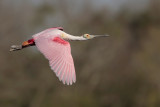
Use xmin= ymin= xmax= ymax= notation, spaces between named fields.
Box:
xmin=0 ymin=0 xmax=160 ymax=107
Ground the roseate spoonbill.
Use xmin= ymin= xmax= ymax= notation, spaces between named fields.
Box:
xmin=10 ymin=27 xmax=109 ymax=85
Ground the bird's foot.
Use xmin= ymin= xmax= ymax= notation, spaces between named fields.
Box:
xmin=10 ymin=45 xmax=22 ymax=51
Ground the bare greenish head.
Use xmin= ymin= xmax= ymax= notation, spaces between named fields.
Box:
xmin=83 ymin=34 xmax=110 ymax=39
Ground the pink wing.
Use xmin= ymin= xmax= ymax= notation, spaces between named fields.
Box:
xmin=33 ymin=27 xmax=63 ymax=39
xmin=34 ymin=34 xmax=76 ymax=85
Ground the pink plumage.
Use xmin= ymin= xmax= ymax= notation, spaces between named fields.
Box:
xmin=33 ymin=28 xmax=76 ymax=85
xmin=10 ymin=27 xmax=108 ymax=85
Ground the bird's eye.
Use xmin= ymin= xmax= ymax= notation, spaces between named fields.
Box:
xmin=84 ymin=34 xmax=90 ymax=38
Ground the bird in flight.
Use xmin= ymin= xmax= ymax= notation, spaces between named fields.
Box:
xmin=10 ymin=27 xmax=109 ymax=85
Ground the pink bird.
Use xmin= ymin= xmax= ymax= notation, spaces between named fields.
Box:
xmin=10 ymin=27 xmax=109 ymax=85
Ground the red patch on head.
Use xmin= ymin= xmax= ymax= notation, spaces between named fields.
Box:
xmin=53 ymin=37 xmax=68 ymax=45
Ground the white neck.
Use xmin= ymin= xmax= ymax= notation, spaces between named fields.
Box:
xmin=65 ymin=34 xmax=87 ymax=41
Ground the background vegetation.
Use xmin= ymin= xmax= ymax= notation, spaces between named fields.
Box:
xmin=0 ymin=0 xmax=160 ymax=107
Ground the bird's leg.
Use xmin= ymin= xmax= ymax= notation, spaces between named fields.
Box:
xmin=10 ymin=45 xmax=22 ymax=51
xmin=10 ymin=38 xmax=35 ymax=51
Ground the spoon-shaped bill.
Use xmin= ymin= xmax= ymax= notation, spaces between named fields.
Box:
xmin=90 ymin=34 xmax=110 ymax=38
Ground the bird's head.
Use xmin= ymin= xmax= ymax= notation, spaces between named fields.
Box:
xmin=83 ymin=34 xmax=109 ymax=40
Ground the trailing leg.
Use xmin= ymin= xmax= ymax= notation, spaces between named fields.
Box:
xmin=10 ymin=38 xmax=35 ymax=51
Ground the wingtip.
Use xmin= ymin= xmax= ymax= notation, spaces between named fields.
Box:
xmin=62 ymin=80 xmax=75 ymax=85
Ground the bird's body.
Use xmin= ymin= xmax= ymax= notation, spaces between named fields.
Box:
xmin=10 ymin=27 xmax=109 ymax=85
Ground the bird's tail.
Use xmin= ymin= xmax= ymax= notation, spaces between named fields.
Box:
xmin=10 ymin=38 xmax=35 ymax=52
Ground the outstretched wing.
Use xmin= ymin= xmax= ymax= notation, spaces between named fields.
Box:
xmin=33 ymin=27 xmax=63 ymax=39
xmin=34 ymin=34 xmax=76 ymax=85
